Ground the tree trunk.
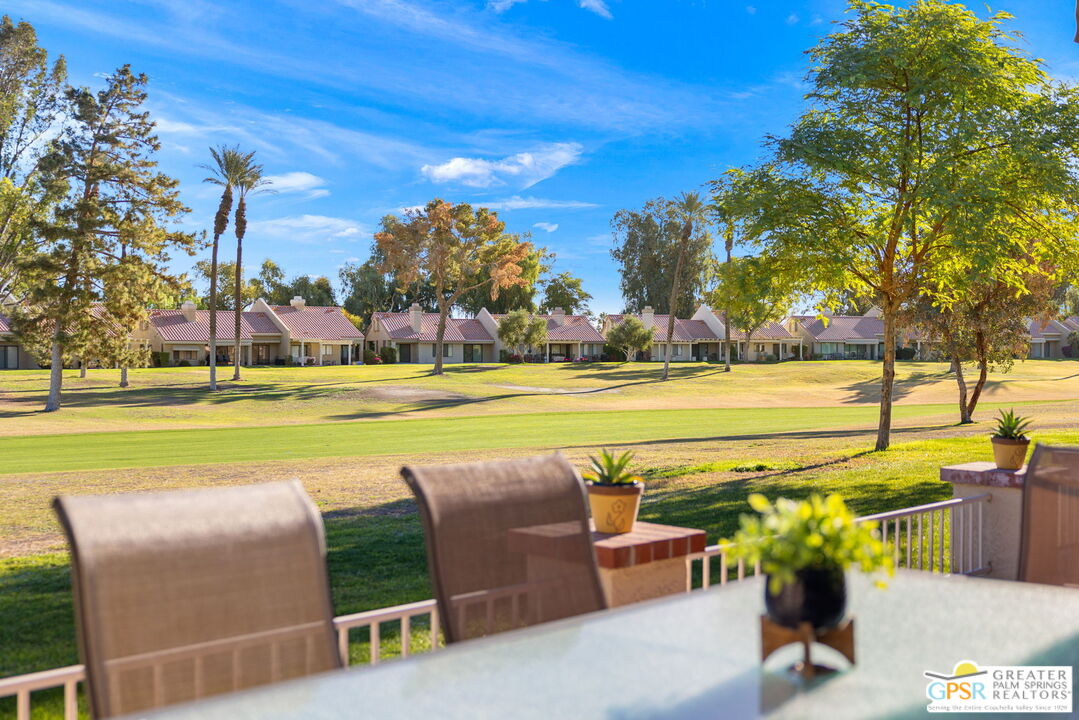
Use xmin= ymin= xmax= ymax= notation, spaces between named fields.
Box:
xmin=433 ymin=301 xmax=447 ymax=376
xmin=208 ymin=234 xmax=220 ymax=391
xmin=951 ymin=356 xmax=971 ymax=424
xmin=79 ymin=360 xmax=87 ymax=378
xmin=233 ymin=230 xmax=243 ymax=381
xmin=44 ymin=340 xmax=62 ymax=412
xmin=724 ymin=236 xmax=732 ymax=372
xmin=120 ymin=366 xmax=129 ymax=388
xmin=965 ymin=331 xmax=989 ymax=420
xmin=744 ymin=331 xmax=753 ymax=363
xmin=875 ymin=307 xmax=897 ymax=451
xmin=663 ymin=245 xmax=686 ymax=382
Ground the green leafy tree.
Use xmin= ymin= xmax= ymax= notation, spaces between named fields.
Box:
xmin=606 ymin=315 xmax=653 ymax=362
xmin=376 ymin=199 xmax=531 ymax=376
xmin=340 ymin=257 xmax=393 ymax=323
xmin=193 ymin=260 xmax=260 ymax=310
xmin=457 ymin=243 xmax=548 ymax=315
xmin=1061 ymin=285 xmax=1079 ymax=317
xmin=0 ymin=16 xmax=67 ymax=299
xmin=256 ymin=258 xmax=289 ymax=303
xmin=732 ymin=0 xmax=1079 ymax=449
xmin=610 ymin=197 xmax=712 ymax=318
xmin=497 ymin=308 xmax=548 ymax=360
xmin=708 ymin=170 xmax=756 ymax=372
xmin=229 ymin=152 xmax=272 ymax=381
xmin=661 ymin=192 xmax=709 ymax=380
xmin=286 ymin=274 xmax=337 ymax=306
xmin=908 ymin=264 xmax=1058 ymax=424
xmin=540 ymin=270 xmax=591 ymax=316
xmin=709 ymin=256 xmax=798 ymax=362
xmin=200 ymin=146 xmax=249 ymax=390
xmin=14 ymin=65 xmax=196 ymax=410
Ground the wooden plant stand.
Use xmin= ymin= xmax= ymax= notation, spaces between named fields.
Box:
xmin=760 ymin=615 xmax=855 ymax=678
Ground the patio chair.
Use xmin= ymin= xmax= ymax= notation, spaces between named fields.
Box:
xmin=53 ymin=480 xmax=341 ymax=719
xmin=1018 ymin=445 xmax=1079 ymax=587
xmin=401 ymin=453 xmax=606 ymax=644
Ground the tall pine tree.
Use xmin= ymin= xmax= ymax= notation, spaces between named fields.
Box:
xmin=14 ymin=66 xmax=197 ymax=410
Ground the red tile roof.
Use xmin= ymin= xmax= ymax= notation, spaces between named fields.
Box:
xmin=1028 ymin=317 xmax=1070 ymax=339
xmin=712 ymin=312 xmax=793 ymax=341
xmin=269 ymin=305 xmax=364 ymax=341
xmin=492 ymin=313 xmax=604 ymax=342
xmin=372 ymin=312 xmax=494 ymax=342
xmin=792 ymin=315 xmax=883 ymax=342
xmin=605 ymin=314 xmax=719 ymax=342
xmin=150 ymin=310 xmax=282 ymax=343
xmin=1061 ymin=317 xmax=1079 ymax=334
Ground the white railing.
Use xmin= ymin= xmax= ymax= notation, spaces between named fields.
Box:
xmin=0 ymin=494 xmax=993 ymax=719
xmin=685 ymin=493 xmax=992 ymax=589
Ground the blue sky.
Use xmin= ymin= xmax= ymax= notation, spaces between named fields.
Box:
xmin=8 ymin=0 xmax=1078 ymax=313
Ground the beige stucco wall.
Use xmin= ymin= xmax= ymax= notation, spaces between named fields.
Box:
xmin=950 ymin=482 xmax=1022 ymax=581
xmin=598 ymin=557 xmax=690 ymax=607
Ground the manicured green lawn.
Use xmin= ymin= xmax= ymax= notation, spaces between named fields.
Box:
xmin=3 ymin=360 xmax=1079 ymax=436
xmin=0 ymin=400 xmax=1055 ymax=475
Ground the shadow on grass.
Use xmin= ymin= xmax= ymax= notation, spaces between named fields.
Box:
xmin=839 ymin=369 xmax=953 ymax=404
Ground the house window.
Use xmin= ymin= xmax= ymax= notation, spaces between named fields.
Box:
xmin=432 ymin=344 xmax=452 ymax=358
xmin=755 ymin=343 xmax=767 ymax=354
xmin=672 ymin=345 xmax=682 ymax=356
xmin=173 ymin=350 xmax=198 ymax=362
xmin=0 ymin=345 xmax=18 ymax=369
xmin=820 ymin=342 xmax=840 ymax=356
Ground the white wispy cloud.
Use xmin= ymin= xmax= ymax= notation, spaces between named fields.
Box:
xmin=578 ymin=0 xmax=612 ymax=19
xmin=482 ymin=196 xmax=598 ymax=211
xmin=421 ymin=143 xmax=583 ymax=188
xmin=485 ymin=0 xmax=609 ymax=18
xmin=786 ymin=13 xmax=799 ymax=25
xmin=248 ymin=215 xmax=367 ymax=243
xmin=486 ymin=0 xmax=526 ymax=11
xmin=264 ymin=171 xmax=330 ymax=199
xmin=533 ymin=222 xmax=559 ymax=232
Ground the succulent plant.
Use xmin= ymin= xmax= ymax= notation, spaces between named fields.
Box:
xmin=992 ymin=408 xmax=1032 ymax=440
xmin=582 ymin=449 xmax=642 ymax=486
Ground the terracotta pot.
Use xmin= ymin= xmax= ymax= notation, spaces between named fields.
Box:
xmin=765 ymin=566 xmax=847 ymax=630
xmin=992 ymin=437 xmax=1030 ymax=470
xmin=587 ymin=482 xmax=643 ymax=534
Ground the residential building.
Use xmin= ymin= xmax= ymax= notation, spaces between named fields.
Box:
xmin=0 ymin=313 xmax=39 ymax=369
xmin=480 ymin=308 xmax=606 ymax=361
xmin=367 ymin=304 xmax=496 ymax=363
xmin=135 ymin=296 xmax=364 ymax=366
xmin=601 ymin=305 xmax=799 ymax=362
xmin=1027 ymin=317 xmax=1072 ymax=359
xmin=786 ymin=312 xmax=888 ymax=360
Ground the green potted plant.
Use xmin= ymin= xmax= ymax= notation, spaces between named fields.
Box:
xmin=724 ymin=494 xmax=892 ymax=630
xmin=582 ymin=449 xmax=643 ymax=534
xmin=991 ymin=409 xmax=1032 ymax=470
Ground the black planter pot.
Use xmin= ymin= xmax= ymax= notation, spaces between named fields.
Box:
xmin=765 ymin=566 xmax=847 ymax=630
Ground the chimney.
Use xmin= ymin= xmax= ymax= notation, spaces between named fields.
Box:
xmin=180 ymin=300 xmax=196 ymax=322
xmin=641 ymin=305 xmax=654 ymax=327
xmin=290 ymin=296 xmax=306 ymax=309
xmin=409 ymin=302 xmax=423 ymax=332
xmin=550 ymin=307 xmax=565 ymax=326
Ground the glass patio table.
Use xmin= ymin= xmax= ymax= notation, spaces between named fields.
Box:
xmin=134 ymin=571 xmax=1079 ymax=720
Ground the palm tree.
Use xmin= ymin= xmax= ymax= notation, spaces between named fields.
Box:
xmin=200 ymin=146 xmax=247 ymax=391
xmin=662 ymin=192 xmax=707 ymax=381
xmin=718 ymin=214 xmax=734 ymax=371
xmin=230 ymin=154 xmax=273 ymax=381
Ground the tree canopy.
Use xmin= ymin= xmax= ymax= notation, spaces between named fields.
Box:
xmin=709 ymin=255 xmax=798 ymax=362
xmin=497 ymin=308 xmax=548 ymax=359
xmin=14 ymin=66 xmax=197 ymax=409
xmin=729 ymin=0 xmax=1079 ymax=449
xmin=540 ymin=271 xmax=591 ymax=315
xmin=610 ymin=197 xmax=712 ymax=318
xmin=606 ymin=316 xmax=653 ymax=362
xmin=375 ymin=199 xmax=531 ymax=375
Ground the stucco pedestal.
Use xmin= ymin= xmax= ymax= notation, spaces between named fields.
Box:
xmin=591 ymin=521 xmax=707 ymax=607
xmin=939 ymin=461 xmax=1025 ymax=580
